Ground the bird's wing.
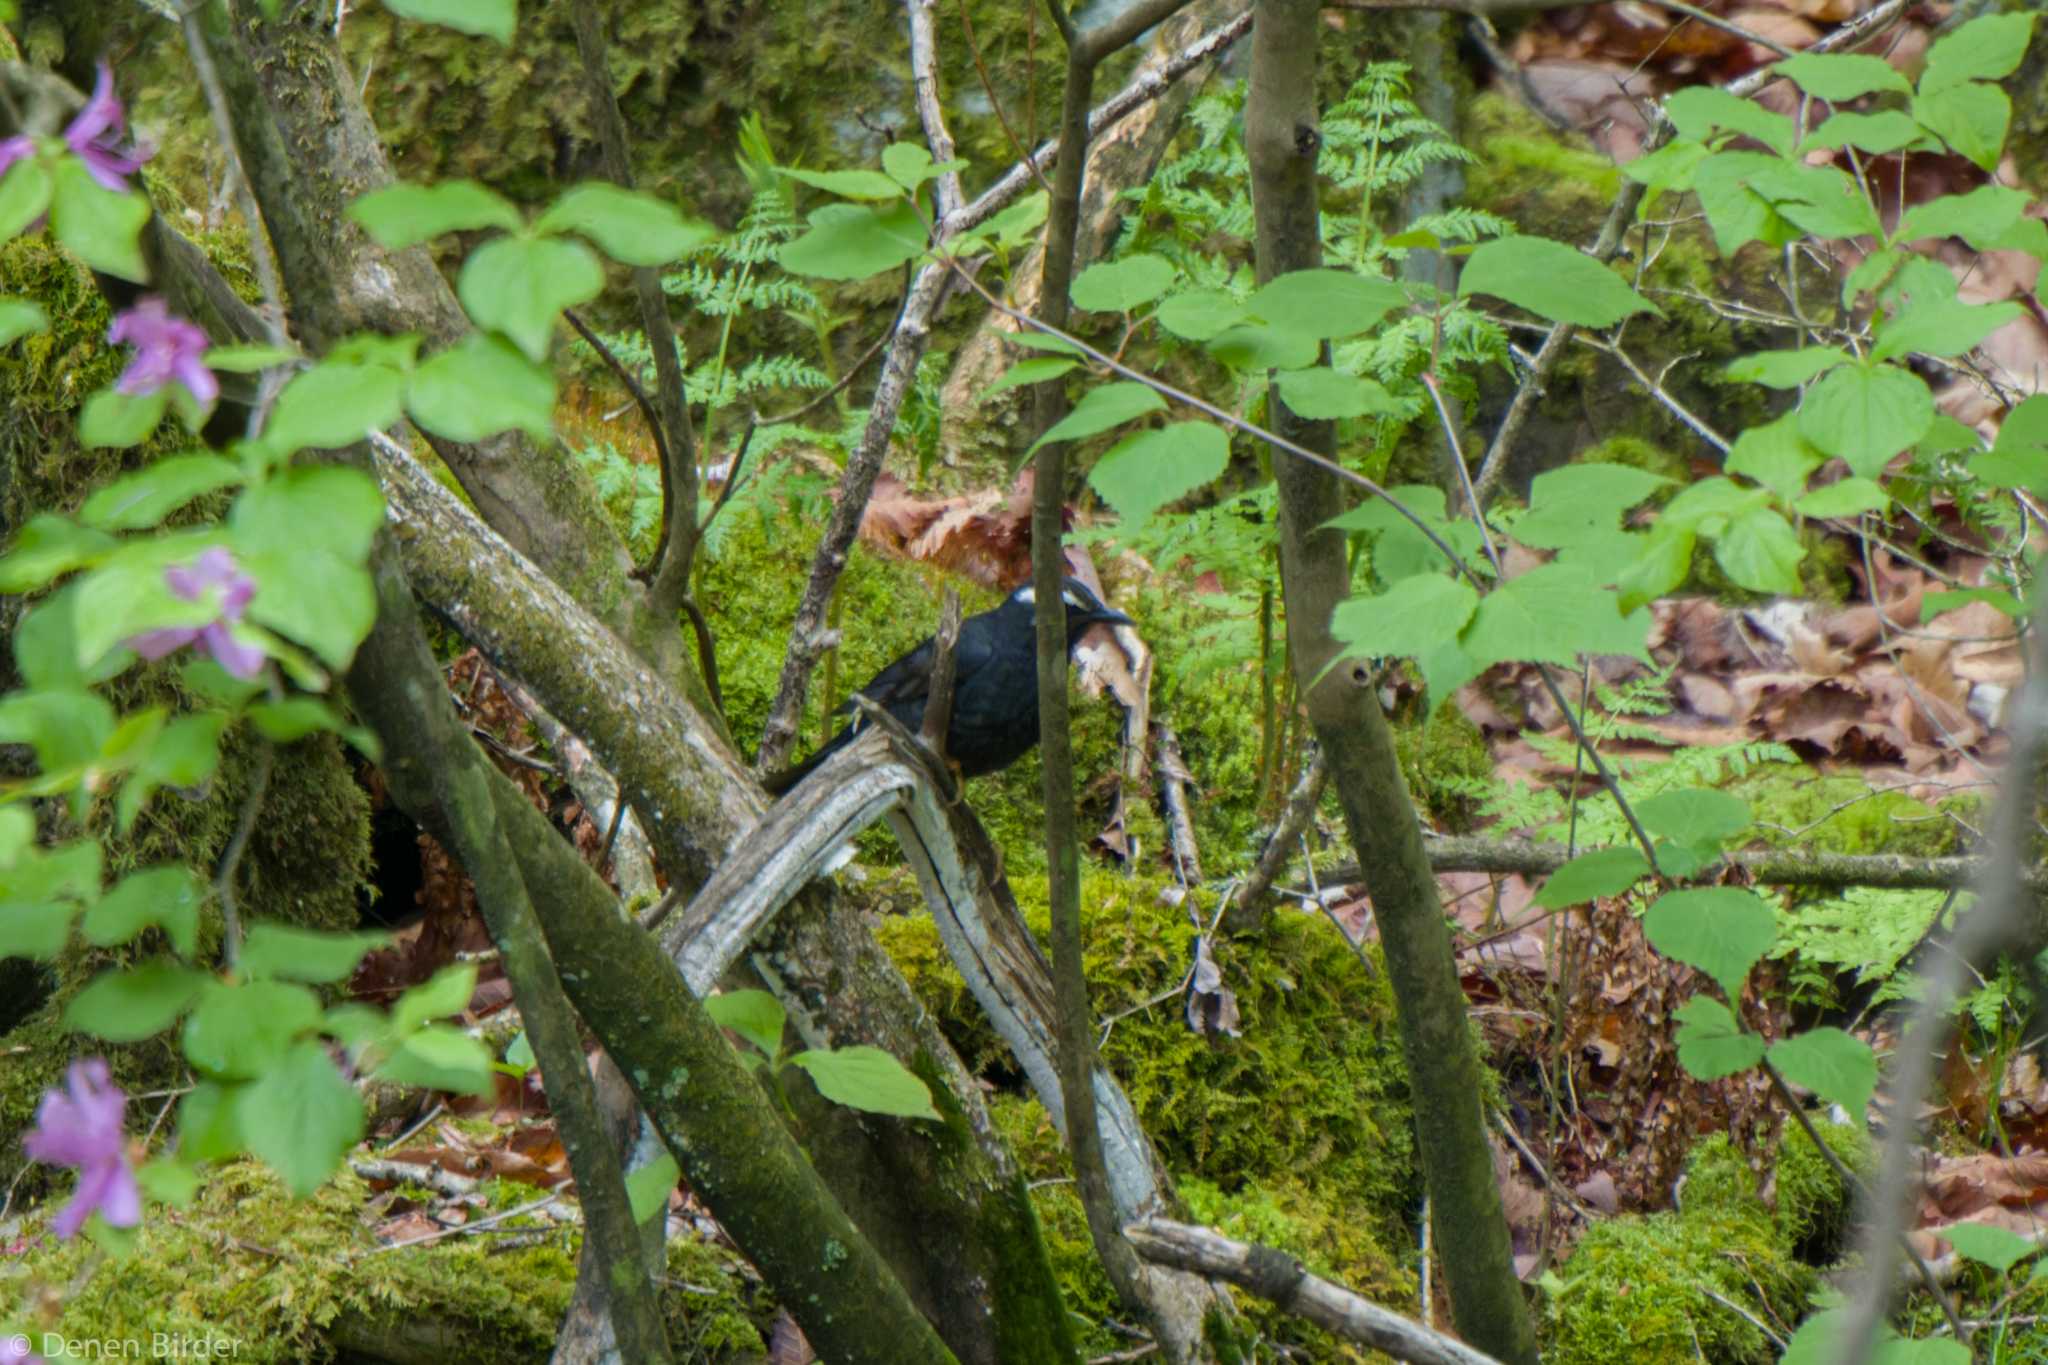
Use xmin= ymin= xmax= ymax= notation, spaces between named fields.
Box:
xmin=839 ymin=613 xmax=1002 ymax=713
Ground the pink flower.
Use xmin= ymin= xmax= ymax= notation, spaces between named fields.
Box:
xmin=0 ymin=1334 xmax=43 ymax=1365
xmin=66 ymin=64 xmax=152 ymax=193
xmin=107 ymin=298 xmax=218 ymax=411
xmin=125 ymin=547 xmax=265 ymax=680
xmin=23 ymin=1058 xmax=140 ymax=1241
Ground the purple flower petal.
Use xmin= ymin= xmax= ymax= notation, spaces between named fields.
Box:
xmin=65 ymin=65 xmax=123 ymax=150
xmin=200 ymin=623 xmax=266 ymax=681
xmin=107 ymin=298 xmax=215 ymax=411
xmin=123 ymin=626 xmax=201 ymax=662
xmin=23 ymin=1058 xmax=137 ymax=1241
xmin=0 ymin=134 xmax=34 ymax=181
xmin=62 ymin=65 xmax=152 ymax=195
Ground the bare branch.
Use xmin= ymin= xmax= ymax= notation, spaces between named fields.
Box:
xmin=1125 ymin=1218 xmax=1506 ymax=1365
xmin=907 ymin=0 xmax=965 ymax=220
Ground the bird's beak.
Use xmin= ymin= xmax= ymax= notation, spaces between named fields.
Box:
xmin=1090 ymin=606 xmax=1134 ymax=628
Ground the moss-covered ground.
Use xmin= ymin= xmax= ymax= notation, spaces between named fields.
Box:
xmin=2 ymin=1163 xmax=771 ymax=1363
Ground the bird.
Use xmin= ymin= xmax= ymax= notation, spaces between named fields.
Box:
xmin=761 ymin=576 xmax=1133 ymax=795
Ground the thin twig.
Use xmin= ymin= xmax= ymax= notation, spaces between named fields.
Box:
xmin=213 ymin=740 xmax=274 ymax=969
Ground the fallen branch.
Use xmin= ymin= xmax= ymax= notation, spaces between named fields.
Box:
xmin=1124 ymin=1218 xmax=1505 ymax=1365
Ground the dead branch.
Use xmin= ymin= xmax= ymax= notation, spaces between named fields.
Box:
xmin=1125 ymin=1218 xmax=1506 ymax=1365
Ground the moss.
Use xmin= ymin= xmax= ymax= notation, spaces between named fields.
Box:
xmin=3 ymin=1161 xmax=769 ymax=1361
xmin=1544 ymin=1133 xmax=1852 ymax=1365
xmin=1461 ymin=93 xmax=1622 ymax=237
xmin=878 ymin=870 xmax=1418 ymax=1354
xmin=1728 ymin=765 xmax=1958 ymax=861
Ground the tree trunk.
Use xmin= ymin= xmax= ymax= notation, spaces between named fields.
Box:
xmin=1242 ymin=3 xmax=1540 ymax=1361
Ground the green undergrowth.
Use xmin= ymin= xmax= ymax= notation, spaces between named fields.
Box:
xmin=3 ymin=1162 xmax=770 ymax=1361
xmin=1543 ymin=1122 xmax=1869 ymax=1365
xmin=0 ymin=234 xmax=374 ymax=1193
xmin=875 ymin=868 xmax=1419 ymax=1357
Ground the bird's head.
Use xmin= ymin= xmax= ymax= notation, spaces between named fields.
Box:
xmin=1009 ymin=577 xmax=1132 ymax=638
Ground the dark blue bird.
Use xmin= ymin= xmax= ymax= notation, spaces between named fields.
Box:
xmin=761 ymin=577 xmax=1132 ymax=794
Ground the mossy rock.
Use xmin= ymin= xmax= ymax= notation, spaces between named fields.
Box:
xmin=3 ymin=1162 xmax=771 ymax=1362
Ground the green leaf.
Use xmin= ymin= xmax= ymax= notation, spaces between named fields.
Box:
xmin=1726 ymin=413 xmax=1824 ymax=504
xmin=346 ymin=180 xmax=522 ymax=248
xmin=1535 ymin=846 xmax=1652 ymax=909
xmin=65 ymin=960 xmax=209 ymax=1041
xmin=381 ymin=0 xmax=514 ymax=40
xmin=1712 ymin=506 xmax=1804 ymax=594
xmin=1247 ymin=269 xmax=1405 ymax=339
xmin=534 ymin=183 xmax=716 ymax=266
xmin=787 ymin=1045 xmax=940 ymax=1120
xmin=407 ymin=334 xmax=556 ymax=442
xmin=1799 ymin=363 xmax=1934 ymax=477
xmin=1004 ymin=329 xmax=1084 ymax=357
xmin=1924 ymin=586 xmax=2025 ymax=621
xmin=242 ymin=924 xmax=389 ymax=984
xmin=231 ymin=466 xmax=386 ymax=668
xmin=1941 ymin=1222 xmax=2037 ymax=1273
xmin=1913 ymin=82 xmax=2010 ymax=172
xmin=78 ymin=387 xmax=169 ymax=450
xmin=1642 ymin=887 xmax=1778 ymax=1000
xmin=1745 ymin=161 xmax=1882 ymax=241
xmin=1088 ymin=422 xmax=1229 ymax=526
xmin=238 ymin=1040 xmax=365 ymax=1196
xmin=1920 ymin=12 xmax=2034 ymax=94
xmin=1027 ymin=381 xmax=1166 ymax=454
xmin=966 ymin=190 xmax=1047 ymax=250
xmin=1462 ymin=564 xmax=1649 ymax=671
xmin=392 ymin=963 xmax=477 ymax=1036
xmin=82 ymin=866 xmax=202 ymax=957
xmin=184 ymin=980 xmax=322 ymax=1079
xmin=48 ymin=158 xmax=149 ymax=282
xmin=1893 ymin=183 xmax=2028 ymax=247
xmin=626 ymin=1152 xmax=681 ymax=1224
xmin=1799 ymin=111 xmax=1926 ymax=157
xmin=458 ymin=234 xmax=605 ymax=361
xmin=1331 ymin=575 xmax=1480 ymax=664
xmin=1664 ymin=86 xmax=1796 ymax=156
xmin=1691 ymin=152 xmax=1801 ymax=254
xmin=202 ymin=343 xmax=299 ymax=374
xmin=1515 ymin=463 xmax=1673 ymax=552
xmin=705 ymin=988 xmax=786 ymax=1058
xmin=980 ymin=358 xmax=1075 ymax=400
xmin=1071 ymin=254 xmax=1176 ymax=312
xmin=176 ymin=1081 xmax=245 ymax=1163
xmin=1458 ymin=236 xmax=1658 ymax=327
xmin=1156 ymin=288 xmax=1245 ymax=341
xmin=0 ymin=687 xmax=117 ymax=774
xmin=1204 ymin=322 xmax=1319 ymax=372
xmin=0 ymin=514 xmax=118 ymax=592
xmin=1795 ymin=478 xmax=1888 ymax=518
xmin=261 ymin=359 xmax=408 ymax=455
xmin=1773 ymin=51 xmax=1912 ymax=100
xmin=1872 ymin=1340 xmax=1970 ymax=1365
xmin=881 ymin=142 xmax=941 ymax=191
xmin=135 ymin=1157 xmax=199 ymax=1208
xmin=1874 ymin=296 xmax=2021 ymax=362
xmin=1273 ymin=367 xmax=1398 ymax=420
xmin=1767 ymin=1027 xmax=1876 ymax=1125
xmin=1635 ymin=787 xmax=1750 ymax=850
xmin=0 ymin=157 xmax=54 ymax=242
xmin=778 ymin=200 xmax=927 ymax=279
xmin=777 ymin=166 xmax=906 ymax=200
xmin=373 ymin=1025 xmax=493 ymax=1095
xmin=0 ymin=296 xmax=48 ymax=347
xmin=0 ymin=899 xmax=81 ymax=961
xmin=81 ymin=455 xmax=242 ymax=532
xmin=1724 ymin=348 xmax=1848 ymax=389
xmin=1673 ymin=996 xmax=1765 ymax=1080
